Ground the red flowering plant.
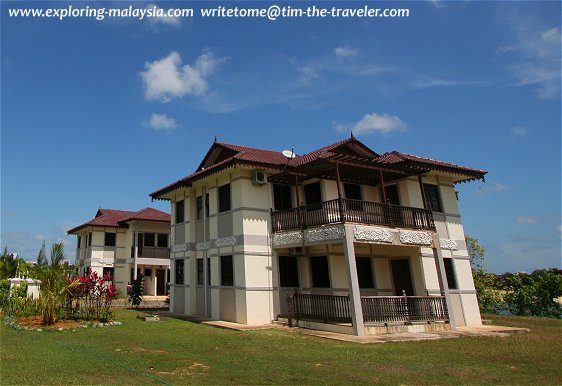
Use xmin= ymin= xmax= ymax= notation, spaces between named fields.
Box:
xmin=66 ymin=271 xmax=119 ymax=321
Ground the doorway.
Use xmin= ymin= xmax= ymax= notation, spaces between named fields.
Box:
xmin=391 ymin=259 xmax=414 ymax=296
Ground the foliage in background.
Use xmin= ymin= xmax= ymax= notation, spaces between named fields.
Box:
xmin=128 ymin=273 xmax=144 ymax=306
xmin=468 ymin=236 xmax=562 ymax=318
xmin=467 ymin=236 xmax=505 ymax=313
xmin=0 ymin=247 xmax=34 ymax=280
xmin=36 ymin=241 xmax=48 ymax=268
xmin=500 ymin=269 xmax=562 ymax=318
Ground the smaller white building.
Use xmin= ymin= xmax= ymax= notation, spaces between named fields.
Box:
xmin=68 ymin=208 xmax=171 ymax=296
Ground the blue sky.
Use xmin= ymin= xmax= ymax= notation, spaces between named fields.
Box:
xmin=1 ymin=1 xmax=560 ymax=274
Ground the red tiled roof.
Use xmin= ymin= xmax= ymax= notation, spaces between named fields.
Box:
xmin=151 ymin=138 xmax=486 ymax=198
xmin=68 ymin=208 xmax=170 ymax=234
xmin=378 ymin=151 xmax=487 ymax=177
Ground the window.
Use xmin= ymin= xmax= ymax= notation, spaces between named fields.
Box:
xmin=175 ymin=259 xmax=184 ymax=285
xmin=175 ymin=200 xmax=185 ymax=224
xmin=279 ymin=256 xmax=299 ymax=287
xmin=196 ymin=196 xmax=203 ymax=220
xmin=157 ymin=233 xmax=168 ymax=248
xmin=219 ymin=184 xmax=231 ymax=212
xmin=197 ymin=259 xmax=204 ymax=285
xmin=103 ymin=267 xmax=114 ymax=281
xmin=87 ymin=233 xmax=92 ymax=246
xmin=356 ymin=257 xmax=374 ymax=288
xmin=384 ymin=184 xmax=400 ymax=205
xmin=197 ymin=258 xmax=212 ymax=285
xmin=310 ymin=256 xmax=330 ymax=288
xmin=144 ymin=233 xmax=155 ymax=247
xmin=443 ymin=258 xmax=457 ymax=289
xmin=220 ymin=255 xmax=234 ymax=286
xmin=104 ymin=232 xmax=116 ymax=247
xmin=423 ymin=184 xmax=443 ymax=212
xmin=205 ymin=193 xmax=210 ymax=217
xmin=77 ymin=236 xmax=82 ymax=249
xmin=144 ymin=268 xmax=152 ymax=277
xmin=304 ymin=182 xmax=322 ymax=206
xmin=344 ymin=183 xmax=362 ymax=200
xmin=273 ymin=184 xmax=293 ymax=210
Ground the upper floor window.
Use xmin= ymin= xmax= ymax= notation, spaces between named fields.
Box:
xmin=144 ymin=232 xmax=155 ymax=247
xmin=304 ymin=182 xmax=322 ymax=206
xmin=196 ymin=193 xmax=210 ymax=220
xmin=344 ymin=183 xmax=362 ymax=200
xmin=157 ymin=233 xmax=168 ymax=248
xmin=87 ymin=233 xmax=92 ymax=246
xmin=104 ymin=232 xmax=116 ymax=247
xmin=77 ymin=236 xmax=82 ymax=249
xmin=423 ymin=184 xmax=443 ymax=212
xmin=219 ymin=184 xmax=231 ymax=213
xmin=175 ymin=200 xmax=185 ymax=223
xmin=384 ymin=184 xmax=400 ymax=205
xmin=175 ymin=259 xmax=184 ymax=285
xmin=273 ymin=184 xmax=292 ymax=210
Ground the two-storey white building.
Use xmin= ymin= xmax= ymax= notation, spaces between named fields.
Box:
xmin=68 ymin=207 xmax=171 ymax=296
xmin=150 ymin=138 xmax=487 ymax=335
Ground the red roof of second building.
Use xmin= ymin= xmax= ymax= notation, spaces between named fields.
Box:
xmin=67 ymin=208 xmax=170 ymax=234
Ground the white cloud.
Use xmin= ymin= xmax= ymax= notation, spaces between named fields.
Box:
xmin=477 ymin=182 xmax=510 ymax=194
xmin=140 ymin=50 xmax=220 ymax=102
xmin=338 ymin=113 xmax=407 ymax=135
xmin=146 ymin=4 xmax=181 ymax=27
xmin=334 ymin=47 xmax=359 ymax=58
xmin=509 ymin=126 xmax=527 ymax=138
xmin=148 ymin=113 xmax=177 ymax=130
xmin=516 ymin=216 xmax=543 ymax=224
xmin=499 ymin=23 xmax=561 ymax=99
xmin=429 ymin=0 xmax=444 ymax=9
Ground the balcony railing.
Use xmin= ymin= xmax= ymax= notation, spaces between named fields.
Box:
xmin=286 ymin=292 xmax=448 ymax=325
xmin=131 ymin=246 xmax=170 ymax=259
xmin=271 ymin=198 xmax=435 ymax=232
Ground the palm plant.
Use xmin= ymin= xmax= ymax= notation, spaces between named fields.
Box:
xmin=36 ymin=243 xmax=77 ymax=325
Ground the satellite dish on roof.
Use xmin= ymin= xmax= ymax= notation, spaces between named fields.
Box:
xmin=282 ymin=148 xmax=295 ymax=159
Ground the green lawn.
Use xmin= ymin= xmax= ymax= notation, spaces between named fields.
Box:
xmin=1 ymin=309 xmax=560 ymax=385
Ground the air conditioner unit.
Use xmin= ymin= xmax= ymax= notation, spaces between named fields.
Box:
xmin=252 ymin=170 xmax=267 ymax=185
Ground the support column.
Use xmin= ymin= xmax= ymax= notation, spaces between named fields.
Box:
xmin=343 ymin=225 xmax=365 ymax=336
xmin=432 ymin=234 xmax=457 ymax=330
xmin=133 ymin=229 xmax=138 ymax=281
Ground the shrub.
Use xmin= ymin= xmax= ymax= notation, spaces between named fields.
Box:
xmin=128 ymin=274 xmax=144 ymax=306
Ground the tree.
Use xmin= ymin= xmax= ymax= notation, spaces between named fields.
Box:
xmin=503 ymin=269 xmax=562 ymax=318
xmin=35 ymin=242 xmax=78 ymax=325
xmin=466 ymin=236 xmax=504 ymax=314
xmin=36 ymin=241 xmax=48 ymax=267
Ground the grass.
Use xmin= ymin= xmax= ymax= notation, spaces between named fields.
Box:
xmin=1 ymin=309 xmax=560 ymax=385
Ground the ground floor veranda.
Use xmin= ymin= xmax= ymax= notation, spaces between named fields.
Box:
xmin=81 ymin=258 xmax=170 ymax=297
xmin=170 ymin=224 xmax=482 ymax=336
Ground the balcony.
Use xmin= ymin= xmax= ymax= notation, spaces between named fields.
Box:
xmin=131 ymin=246 xmax=170 ymax=259
xmin=286 ymin=292 xmax=448 ymax=325
xmin=271 ymin=198 xmax=435 ymax=232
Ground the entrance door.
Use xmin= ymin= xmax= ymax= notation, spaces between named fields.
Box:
xmin=156 ymin=269 xmax=166 ymax=295
xmin=391 ymin=259 xmax=414 ymax=296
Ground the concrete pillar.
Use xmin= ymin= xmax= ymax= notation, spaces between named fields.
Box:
xmin=432 ymin=234 xmax=457 ymax=330
xmin=343 ymin=225 xmax=365 ymax=336
xmin=133 ymin=230 xmax=138 ymax=281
